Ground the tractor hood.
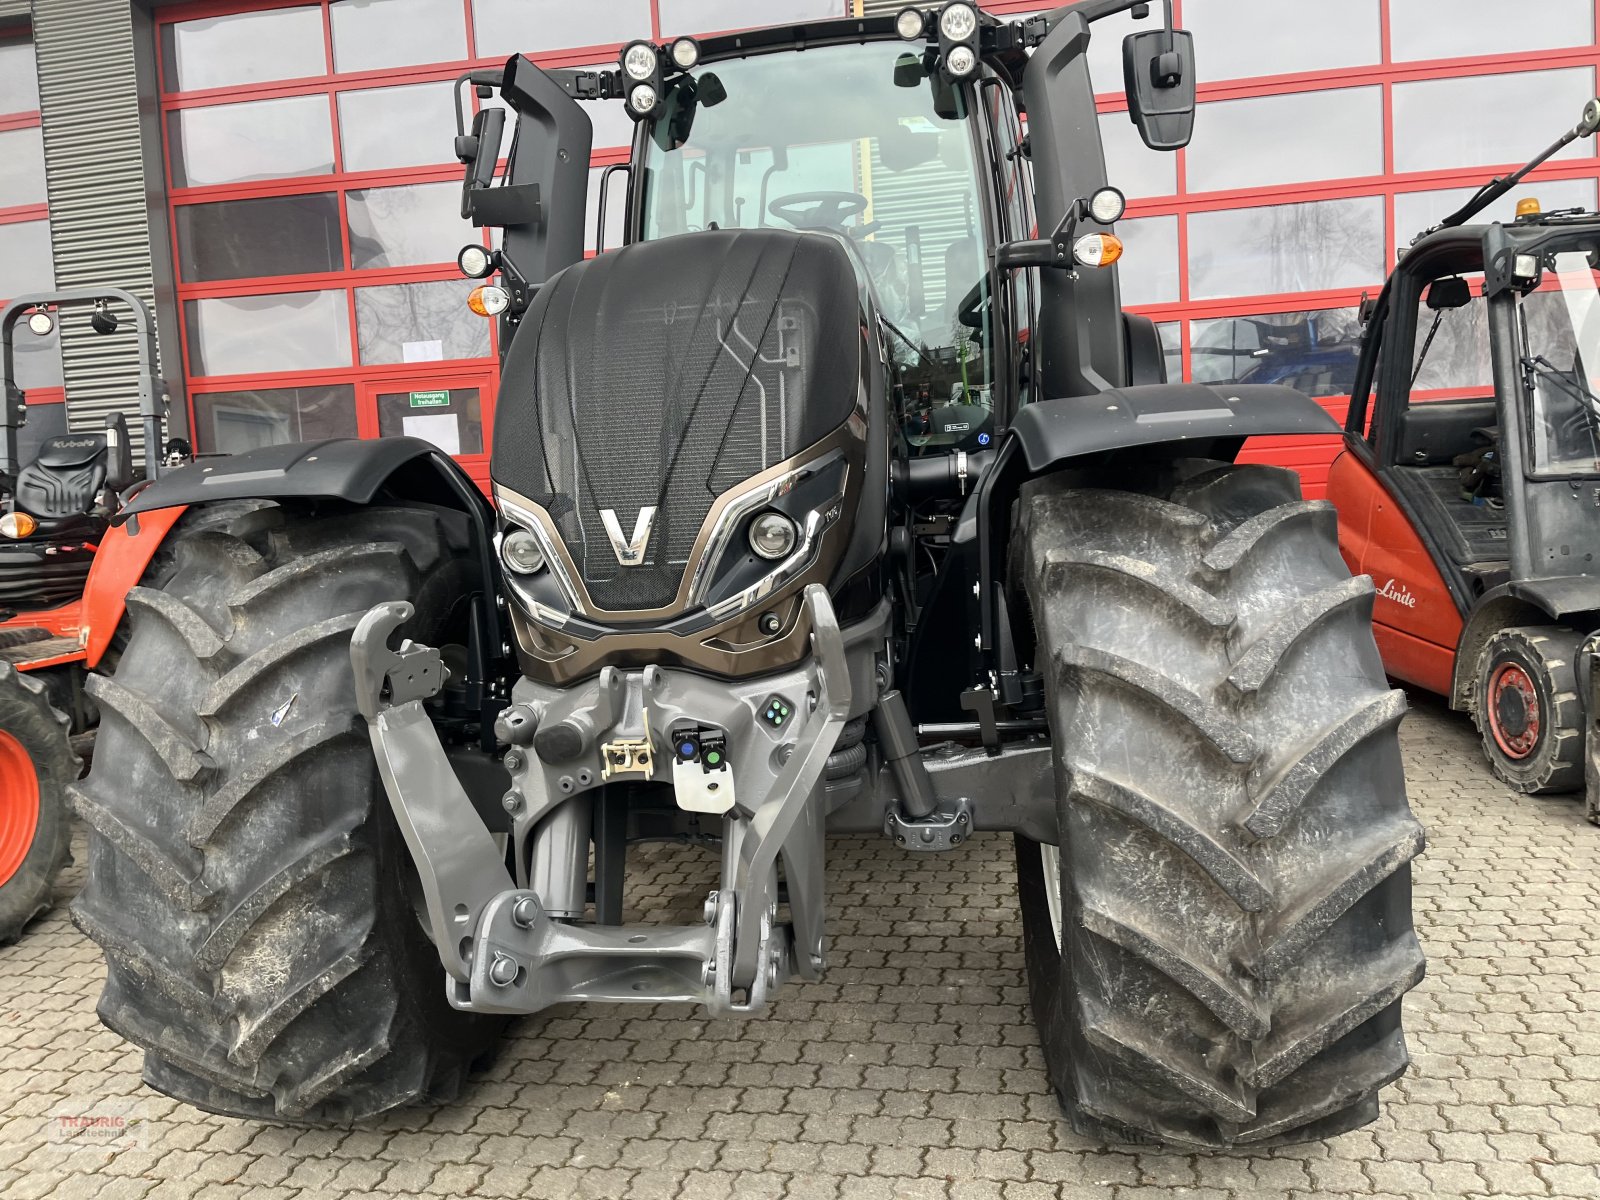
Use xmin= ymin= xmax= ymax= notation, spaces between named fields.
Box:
xmin=489 ymin=228 xmax=864 ymax=614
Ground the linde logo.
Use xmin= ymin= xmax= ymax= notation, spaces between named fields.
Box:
xmin=1377 ymin=578 xmax=1417 ymax=609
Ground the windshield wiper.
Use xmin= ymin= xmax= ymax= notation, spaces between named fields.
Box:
xmin=1522 ymin=353 xmax=1600 ymax=425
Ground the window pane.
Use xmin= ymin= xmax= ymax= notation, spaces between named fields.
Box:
xmin=330 ymin=0 xmax=467 ymax=72
xmin=161 ymin=7 xmax=326 ymax=92
xmin=1100 ymin=112 xmax=1174 ymax=199
xmin=15 ymin=323 xmax=63 ymax=391
xmin=193 ymin=386 xmax=358 ymax=454
xmin=1157 ymin=322 xmax=1181 ymax=384
xmin=472 ymin=0 xmax=652 ymax=57
xmin=167 ymin=96 xmax=336 ymax=187
xmin=354 ymin=280 xmax=490 ymax=365
xmin=482 ymin=76 xmax=634 ymax=151
xmin=186 ymin=291 xmax=351 ymax=376
xmin=0 ymin=220 xmax=53 ymax=299
xmin=0 ymin=127 xmax=46 ymax=209
xmin=1411 ymin=278 xmax=1492 ymax=393
xmin=338 ymin=81 xmax=456 ymax=173
xmin=1189 ymin=199 xmax=1384 ymax=300
xmin=1117 ymin=216 xmax=1178 ymax=307
xmin=659 ymin=0 xmax=838 ymax=35
xmin=1191 ymin=309 xmax=1362 ymax=398
xmin=176 ymin=194 xmax=343 ymax=282
xmin=0 ymin=37 xmax=39 ymax=113
xmin=1395 ymin=179 xmax=1599 ymax=248
xmin=376 ymin=387 xmax=484 ymax=455
xmin=1394 ymin=68 xmax=1596 ymax=175
xmin=1187 ymin=88 xmax=1382 ymax=193
xmin=348 ymin=182 xmax=463 ymax=270
xmin=1084 ymin=7 xmax=1147 ymax=98
xmin=586 ymin=167 xmax=627 ymax=254
xmin=1390 ymin=0 xmax=1593 ymax=61
xmin=1184 ymin=0 xmax=1379 ymax=80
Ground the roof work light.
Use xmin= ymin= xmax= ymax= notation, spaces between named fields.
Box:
xmin=937 ymin=2 xmax=980 ymax=79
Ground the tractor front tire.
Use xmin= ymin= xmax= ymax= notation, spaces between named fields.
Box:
xmin=71 ymin=500 xmax=502 ymax=1123
xmin=1472 ymin=625 xmax=1585 ymax=794
xmin=1014 ymin=463 xmax=1424 ymax=1148
xmin=0 ymin=661 xmax=74 ymax=943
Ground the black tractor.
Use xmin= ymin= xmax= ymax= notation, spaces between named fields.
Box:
xmin=73 ymin=1 xmax=1422 ymax=1148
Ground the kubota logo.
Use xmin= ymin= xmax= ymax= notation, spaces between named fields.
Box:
xmin=599 ymin=506 xmax=656 ymax=567
xmin=1376 ymin=578 xmax=1417 ymax=609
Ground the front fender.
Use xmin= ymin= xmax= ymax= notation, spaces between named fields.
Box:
xmin=1008 ymin=383 xmax=1338 ymax=472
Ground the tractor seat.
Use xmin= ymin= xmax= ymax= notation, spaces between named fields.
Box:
xmin=12 ymin=414 xmax=133 ymax=520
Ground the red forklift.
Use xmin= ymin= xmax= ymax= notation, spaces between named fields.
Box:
xmin=1328 ymin=101 xmax=1600 ymax=822
xmin=0 ymin=288 xmax=174 ymax=940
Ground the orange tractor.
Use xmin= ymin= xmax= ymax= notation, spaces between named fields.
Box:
xmin=0 ymin=289 xmax=174 ymax=940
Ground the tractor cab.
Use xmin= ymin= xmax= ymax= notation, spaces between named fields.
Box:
xmin=1329 ymin=101 xmax=1600 ymax=816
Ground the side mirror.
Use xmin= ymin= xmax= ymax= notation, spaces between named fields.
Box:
xmin=458 ymin=106 xmax=506 ymax=220
xmin=1122 ymin=28 xmax=1196 ymax=151
xmin=1426 ymin=276 xmax=1472 ymax=311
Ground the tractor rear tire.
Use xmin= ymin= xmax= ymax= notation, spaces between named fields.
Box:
xmin=0 ymin=661 xmax=75 ymax=944
xmin=1013 ymin=462 xmax=1424 ymax=1148
xmin=71 ymin=500 xmax=503 ymax=1123
xmin=1472 ymin=625 xmax=1585 ymax=794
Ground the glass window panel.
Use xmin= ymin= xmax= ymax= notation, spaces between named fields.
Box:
xmin=1390 ymin=0 xmax=1592 ymax=61
xmin=1187 ymin=88 xmax=1382 ymax=193
xmin=354 ymin=280 xmax=491 ymax=365
xmin=185 ymin=291 xmax=351 ymax=376
xmin=161 ymin=7 xmax=326 ymax=92
xmin=0 ymin=126 xmax=47 ymax=209
xmin=1188 ymin=198 xmax=1384 ymax=300
xmin=1183 ymin=0 xmax=1379 ymax=80
xmin=0 ymin=37 xmax=39 ymax=113
xmin=193 ymin=386 xmax=358 ymax=454
xmin=1394 ymin=68 xmax=1596 ymax=175
xmin=18 ymin=401 xmax=68 ymax=465
xmin=338 ymin=81 xmax=457 ymax=173
xmin=1100 ymin=112 xmax=1175 ymax=199
xmin=330 ymin=0 xmax=467 ymax=72
xmin=586 ymin=167 xmax=627 ymax=254
xmin=14 ymin=323 xmax=62 ymax=391
xmin=1157 ymin=321 xmax=1181 ymax=384
xmin=176 ymin=194 xmax=343 ymax=283
xmin=376 ymin=387 xmax=484 ymax=455
xmin=1084 ymin=7 xmax=1147 ymax=98
xmin=1410 ymin=277 xmax=1492 ymax=393
xmin=1191 ymin=309 xmax=1363 ymax=398
xmin=1395 ymin=179 xmax=1598 ymax=249
xmin=167 ymin=96 xmax=335 ymax=187
xmin=1116 ymin=215 xmax=1178 ymax=307
xmin=472 ymin=0 xmax=652 ymax=57
xmin=658 ymin=0 xmax=839 ymax=35
xmin=348 ymin=182 xmax=463 ymax=270
xmin=0 ymin=219 xmax=53 ymax=299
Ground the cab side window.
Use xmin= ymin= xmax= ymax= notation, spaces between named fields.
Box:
xmin=1409 ymin=275 xmax=1492 ymax=399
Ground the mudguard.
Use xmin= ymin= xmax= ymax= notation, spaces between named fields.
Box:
xmin=1008 ymin=382 xmax=1339 ymax=472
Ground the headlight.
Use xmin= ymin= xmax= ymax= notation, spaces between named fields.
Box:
xmin=502 ymin=529 xmax=546 ymax=575
xmin=939 ymin=2 xmax=978 ymax=41
xmin=749 ymin=512 xmax=798 ymax=560
xmin=896 ymin=7 xmax=926 ymax=39
xmin=945 ymin=45 xmax=977 ymax=77
xmin=670 ymin=37 xmax=700 ymax=70
xmin=622 ymin=42 xmax=657 ymax=81
xmin=457 ymin=244 xmax=494 ymax=278
xmin=1087 ymin=186 xmax=1127 ymax=225
xmin=629 ymin=83 xmax=659 ymax=115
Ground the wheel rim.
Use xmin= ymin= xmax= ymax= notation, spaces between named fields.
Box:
xmin=0 ymin=730 xmax=41 ymax=889
xmin=1039 ymin=842 xmax=1064 ymax=949
xmin=1487 ymin=661 xmax=1541 ymax=760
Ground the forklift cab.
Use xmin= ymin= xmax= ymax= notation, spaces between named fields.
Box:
xmin=1330 ymin=210 xmax=1600 ymax=811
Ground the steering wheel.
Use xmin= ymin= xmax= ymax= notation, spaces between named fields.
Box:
xmin=768 ymin=191 xmax=870 ymax=230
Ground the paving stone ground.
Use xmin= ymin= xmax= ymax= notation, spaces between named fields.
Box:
xmin=1 ymin=690 xmax=1597 ymax=1199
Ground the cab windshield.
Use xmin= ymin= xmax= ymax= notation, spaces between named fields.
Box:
xmin=1519 ymin=246 xmax=1600 ymax=476
xmin=638 ymin=41 xmax=994 ymax=450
